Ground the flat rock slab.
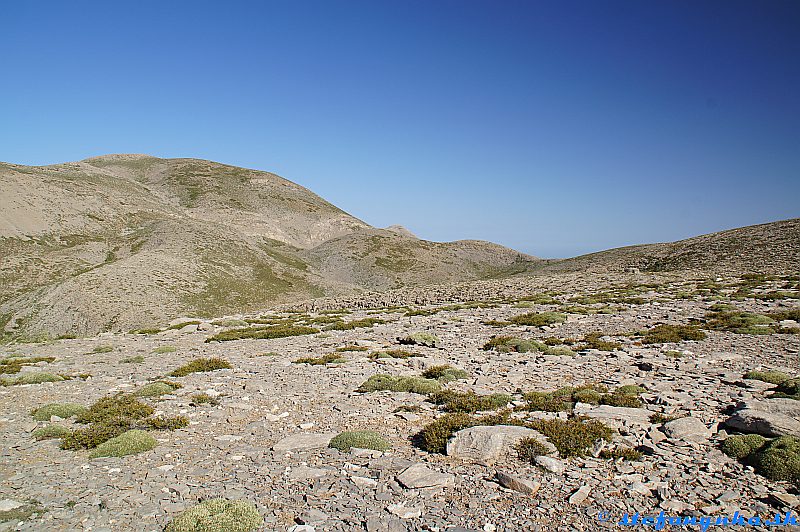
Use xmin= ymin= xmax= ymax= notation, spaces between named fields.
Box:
xmin=272 ymin=432 xmax=336 ymax=452
xmin=447 ymin=425 xmax=556 ymax=465
xmin=396 ymin=463 xmax=456 ymax=489
xmin=495 ymin=470 xmax=541 ymax=495
xmin=725 ymin=409 xmax=800 ymax=437
xmin=573 ymin=403 xmax=653 ymax=426
xmin=663 ymin=417 xmax=712 ymax=443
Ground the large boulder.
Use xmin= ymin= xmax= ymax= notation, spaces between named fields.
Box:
xmin=662 ymin=417 xmax=712 ymax=443
xmin=446 ymin=425 xmax=556 ymax=465
xmin=725 ymin=398 xmax=800 ymax=438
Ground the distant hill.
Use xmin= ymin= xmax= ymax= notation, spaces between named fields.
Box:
xmin=542 ymin=218 xmax=800 ymax=274
xmin=0 ymin=155 xmax=538 ymax=338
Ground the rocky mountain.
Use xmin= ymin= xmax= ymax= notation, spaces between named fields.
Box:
xmin=0 ymin=155 xmax=538 ymax=338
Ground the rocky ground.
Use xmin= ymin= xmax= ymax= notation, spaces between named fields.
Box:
xmin=1 ymin=272 xmax=798 ymax=531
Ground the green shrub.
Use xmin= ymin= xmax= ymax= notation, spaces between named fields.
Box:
xmin=370 ymin=349 xmax=415 ymax=359
xmin=144 ymin=415 xmax=189 ymax=430
xmin=92 ymin=345 xmax=114 ymax=353
xmin=704 ymin=311 xmax=776 ymax=335
xmin=482 ymin=336 xmax=546 ymax=353
xmin=641 ymin=324 xmax=706 ymax=344
xmin=169 ymin=358 xmax=232 ymax=377
xmin=572 ymin=388 xmax=603 ymax=404
xmin=133 ymin=381 xmax=182 ymax=397
xmin=327 ymin=318 xmax=385 ymax=330
xmin=600 ymin=392 xmax=642 ymax=408
xmin=357 ymin=374 xmax=442 ymax=394
xmin=206 ymin=325 xmax=319 ymax=342
xmin=428 ymin=390 xmax=512 ymax=413
xmin=421 ymin=365 xmax=470 ymax=382
xmin=743 ymin=370 xmax=790 ymax=385
xmin=544 ymin=346 xmax=574 ymax=356
xmin=417 ymin=413 xmax=477 ymax=453
xmin=616 ymin=385 xmax=646 ymax=395
xmin=600 ymin=447 xmax=642 ymax=461
xmin=121 ymin=355 xmax=145 ymax=364
xmin=190 ymin=393 xmax=219 ymax=406
xmin=649 ymin=413 xmax=685 ymax=424
xmin=771 ymin=378 xmax=800 ymax=400
xmin=76 ymin=394 xmax=154 ymax=425
xmin=89 ymin=429 xmax=157 ymax=458
xmin=336 ymin=345 xmax=369 ymax=352
xmin=516 ymin=437 xmax=551 ymax=462
xmin=1 ymin=372 xmax=65 ymax=386
xmin=721 ymin=434 xmax=768 ymax=459
xmin=62 ymin=422 xmax=130 ymax=450
xmin=508 ymin=312 xmax=566 ymax=327
xmin=527 ymin=418 xmax=614 ymax=457
xmin=581 ymin=332 xmax=622 ymax=351
xmin=32 ymin=425 xmax=72 ymax=441
xmin=293 ymin=353 xmax=346 ymax=365
xmin=329 ymin=430 xmax=391 ymax=452
xmin=398 ymin=332 xmax=440 ymax=348
xmin=31 ymin=403 xmax=87 ymax=421
xmin=749 ymin=436 xmax=800 ymax=485
xmin=165 ymin=499 xmax=262 ymax=532
xmin=153 ymin=345 xmax=178 ymax=354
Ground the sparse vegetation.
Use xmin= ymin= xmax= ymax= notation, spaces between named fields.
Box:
xmin=370 ymin=349 xmax=415 ymax=359
xmin=329 ymin=430 xmax=391 ymax=452
xmin=0 ymin=355 xmax=56 ymax=375
xmin=92 ymin=345 xmax=114 ymax=353
xmin=165 ymin=498 xmax=262 ymax=532
xmin=121 ymin=355 xmax=145 ymax=364
xmin=482 ymin=336 xmax=546 ymax=353
xmin=599 ymin=447 xmax=642 ymax=461
xmin=650 ymin=412 xmax=686 ymax=424
xmin=703 ymin=311 xmax=778 ymax=335
xmin=190 ymin=393 xmax=219 ymax=406
xmin=206 ymin=325 xmax=319 ymax=342
xmin=640 ymin=324 xmax=706 ymax=344
xmin=527 ymin=418 xmax=614 ymax=457
xmin=293 ymin=353 xmax=346 ymax=365
xmin=516 ymin=437 xmax=551 ymax=462
xmin=153 ymin=345 xmax=178 ymax=354
xmin=169 ymin=358 xmax=232 ymax=377
xmin=743 ymin=370 xmax=791 ymax=385
xmin=133 ymin=381 xmax=182 ymax=397
xmin=144 ymin=415 xmax=189 ymax=430
xmin=417 ymin=412 xmax=477 ymax=453
xmin=357 ymin=374 xmax=442 ymax=394
xmin=508 ymin=312 xmax=566 ymax=327
xmin=428 ymin=390 xmax=512 ymax=413
xmin=31 ymin=402 xmax=87 ymax=421
xmin=421 ymin=365 xmax=470 ymax=382
xmin=580 ymin=332 xmax=622 ymax=351
xmin=398 ymin=332 xmax=440 ymax=348
xmin=327 ymin=318 xmax=385 ymax=330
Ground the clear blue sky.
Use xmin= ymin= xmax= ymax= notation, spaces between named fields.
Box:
xmin=2 ymin=1 xmax=798 ymax=258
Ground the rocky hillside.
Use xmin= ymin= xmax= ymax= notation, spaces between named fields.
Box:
xmin=0 ymin=155 xmax=537 ymax=339
xmin=544 ymin=218 xmax=800 ymax=275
